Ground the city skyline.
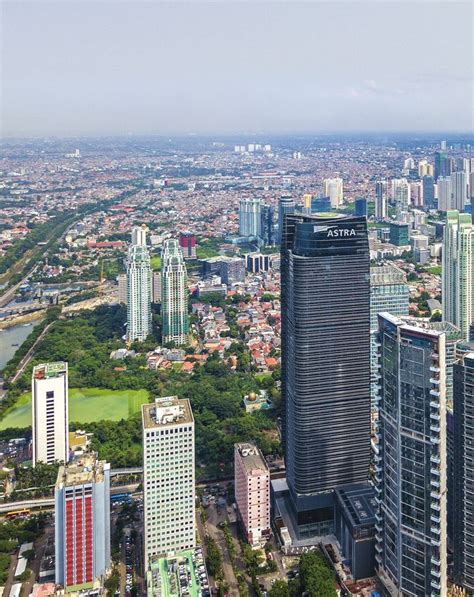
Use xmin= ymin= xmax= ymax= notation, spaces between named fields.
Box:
xmin=2 ymin=1 xmax=473 ymax=137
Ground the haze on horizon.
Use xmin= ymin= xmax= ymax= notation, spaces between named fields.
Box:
xmin=1 ymin=1 xmax=473 ymax=138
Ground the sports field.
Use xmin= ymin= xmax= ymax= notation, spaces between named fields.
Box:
xmin=0 ymin=387 xmax=149 ymax=430
xmin=150 ymin=255 xmax=161 ymax=270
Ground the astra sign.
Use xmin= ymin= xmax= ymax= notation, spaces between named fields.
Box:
xmin=313 ymin=225 xmax=356 ymax=237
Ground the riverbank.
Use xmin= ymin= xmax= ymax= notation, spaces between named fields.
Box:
xmin=0 ymin=310 xmax=47 ymax=330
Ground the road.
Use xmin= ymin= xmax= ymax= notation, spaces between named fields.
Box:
xmin=0 ymin=264 xmax=39 ymax=308
xmin=9 ymin=320 xmax=55 ymax=383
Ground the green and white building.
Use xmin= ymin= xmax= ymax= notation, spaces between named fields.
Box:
xmin=442 ymin=211 xmax=473 ymax=340
xmin=161 ymin=239 xmax=189 ymax=346
xmin=126 ymin=225 xmax=152 ymax=343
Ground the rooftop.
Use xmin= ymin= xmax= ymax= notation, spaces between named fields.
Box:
xmin=33 ymin=361 xmax=67 ymax=380
xmin=235 ymin=442 xmax=269 ymax=475
xmin=56 ymin=453 xmax=109 ymax=489
xmin=370 ymin=263 xmax=407 ymax=286
xmin=142 ymin=396 xmax=193 ymax=430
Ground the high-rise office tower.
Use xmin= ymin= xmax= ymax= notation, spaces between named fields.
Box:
xmin=423 ymin=175 xmax=435 ymax=210
xmin=234 ymin=443 xmax=271 ymax=547
xmin=277 ymin=195 xmax=295 ymax=244
xmin=161 ymin=239 xmax=189 ymax=346
xmin=369 ymin=265 xmax=409 ymax=408
xmin=239 ymin=198 xmax=261 ymax=237
xmin=281 ymin=213 xmax=370 ymax=536
xmin=142 ymin=397 xmax=195 ymax=568
xmin=442 ymin=210 xmax=473 ymax=340
xmin=179 ymin=233 xmax=197 ymax=259
xmin=260 ymin=204 xmax=274 ymax=246
xmin=117 ymin=273 xmax=127 ymax=304
xmin=435 ymin=150 xmax=453 ymax=181
xmin=392 ymin=178 xmax=411 ymax=219
xmin=375 ymin=180 xmax=388 ymax=220
xmin=55 ymin=454 xmax=111 ymax=592
xmin=437 ymin=176 xmax=453 ymax=212
xmin=453 ymin=352 xmax=474 ymax=592
xmin=355 ymin=197 xmax=368 ymax=217
xmin=32 ymin=362 xmax=69 ymax=466
xmin=126 ymin=226 xmax=152 ymax=343
xmin=410 ymin=181 xmax=423 ymax=207
xmin=323 ymin=177 xmax=344 ymax=209
xmin=374 ymin=314 xmax=447 ymax=596
xmin=452 ymin=170 xmax=468 ymax=211
xmin=302 ymin=193 xmax=312 ymax=214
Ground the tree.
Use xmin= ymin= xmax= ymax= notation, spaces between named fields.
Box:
xmin=269 ymin=580 xmax=290 ymax=596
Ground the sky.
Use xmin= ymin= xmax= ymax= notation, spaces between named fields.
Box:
xmin=1 ymin=0 xmax=473 ymax=137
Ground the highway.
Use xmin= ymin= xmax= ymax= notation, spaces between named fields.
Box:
xmin=9 ymin=320 xmax=55 ymax=383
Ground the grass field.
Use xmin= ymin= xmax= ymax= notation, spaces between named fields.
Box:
xmin=0 ymin=387 xmax=149 ymax=430
xmin=150 ymin=255 xmax=161 ymax=270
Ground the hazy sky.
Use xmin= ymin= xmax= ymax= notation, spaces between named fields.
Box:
xmin=1 ymin=1 xmax=473 ymax=137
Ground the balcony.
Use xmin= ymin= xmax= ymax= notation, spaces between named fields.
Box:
xmin=430 ymin=437 xmax=441 ymax=445
xmin=375 ymin=511 xmax=382 ymax=523
xmin=430 ymin=389 xmax=440 ymax=397
xmin=431 ymin=538 xmax=441 ymax=548
xmin=431 ymin=515 xmax=441 ymax=524
xmin=431 ymin=501 xmax=441 ymax=512
xmin=375 ymin=553 xmax=382 ymax=565
xmin=431 ymin=526 xmax=441 ymax=536
xmin=375 ymin=532 xmax=383 ymax=543
xmin=430 ymin=468 xmax=440 ymax=477
xmin=430 ymin=366 xmax=440 ymax=373
xmin=431 ymin=568 xmax=442 ymax=579
xmin=430 ymin=425 xmax=441 ymax=434
xmin=375 ymin=522 xmax=383 ymax=533
xmin=430 ymin=454 xmax=441 ymax=464
xmin=431 ymin=480 xmax=440 ymax=489
xmin=431 ymin=491 xmax=441 ymax=500
xmin=430 ymin=378 xmax=440 ymax=385
xmin=430 ymin=401 xmax=440 ymax=409
xmin=431 ymin=556 xmax=441 ymax=567
xmin=430 ymin=412 xmax=440 ymax=422
xmin=431 ymin=580 xmax=441 ymax=591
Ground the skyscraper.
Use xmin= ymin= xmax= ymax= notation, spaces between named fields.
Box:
xmin=375 ymin=180 xmax=388 ymax=220
xmin=142 ymin=397 xmax=195 ymax=568
xmin=260 ymin=204 xmax=274 ymax=246
xmin=355 ymin=197 xmax=368 ymax=217
xmin=323 ymin=177 xmax=343 ymax=209
xmin=438 ymin=176 xmax=453 ymax=212
xmin=161 ymin=239 xmax=189 ymax=346
xmin=418 ymin=159 xmax=434 ymax=178
xmin=423 ymin=175 xmax=435 ymax=210
xmin=32 ymin=362 xmax=69 ymax=466
xmin=435 ymin=150 xmax=452 ymax=181
xmin=179 ymin=232 xmax=197 ymax=259
xmin=126 ymin=225 xmax=152 ymax=343
xmin=452 ymin=170 xmax=468 ymax=211
xmin=442 ymin=210 xmax=473 ymax=340
xmin=281 ymin=213 xmax=370 ymax=536
xmin=55 ymin=454 xmax=111 ymax=592
xmin=277 ymin=195 xmax=295 ymax=244
xmin=374 ymin=314 xmax=447 ymax=596
xmin=369 ymin=265 xmax=409 ymax=407
xmin=392 ymin=178 xmax=410 ymax=219
xmin=239 ymin=197 xmax=261 ymax=237
xmin=453 ymin=352 xmax=474 ymax=592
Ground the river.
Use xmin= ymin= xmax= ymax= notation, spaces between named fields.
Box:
xmin=0 ymin=321 xmax=41 ymax=370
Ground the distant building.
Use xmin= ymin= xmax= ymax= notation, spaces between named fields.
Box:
xmin=438 ymin=176 xmax=453 ymax=212
xmin=55 ymin=454 xmax=110 ymax=592
xmin=117 ymin=273 xmax=127 ymax=304
xmin=32 ymin=362 xmax=69 ymax=466
xmin=234 ymin=443 xmax=270 ymax=547
xmin=322 ymin=177 xmax=343 ymax=209
xmin=243 ymin=390 xmax=273 ymax=413
xmin=161 ymin=239 xmax=188 ymax=345
xmin=260 ymin=204 xmax=274 ymax=246
xmin=375 ymin=314 xmax=447 ymax=596
xmin=389 ymin=222 xmax=409 ymax=246
xmin=435 ymin=150 xmax=452 ymax=181
xmin=126 ymin=226 xmax=152 ymax=342
xmin=452 ymin=170 xmax=468 ymax=212
xmin=152 ymin=271 xmax=161 ymax=303
xmin=392 ymin=178 xmax=410 ymax=219
xmin=423 ymin=175 xmax=435 ymax=210
xmin=311 ymin=196 xmax=332 ymax=213
xmin=201 ymin=256 xmax=245 ymax=286
xmin=355 ymin=198 xmax=367 ymax=217
xmin=246 ymin=253 xmax=271 ymax=273
xmin=179 ymin=233 xmax=197 ymax=259
xmin=375 ymin=181 xmax=388 ymax=220
xmin=239 ymin=198 xmax=261 ymax=238
xmin=142 ymin=397 xmax=195 ymax=568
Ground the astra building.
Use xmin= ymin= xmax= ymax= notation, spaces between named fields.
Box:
xmin=234 ymin=443 xmax=271 ymax=547
xmin=369 ymin=265 xmax=409 ymax=408
xmin=374 ymin=314 xmax=447 ymax=596
xmin=142 ymin=397 xmax=195 ymax=569
xmin=453 ymin=352 xmax=474 ymax=592
xmin=55 ymin=454 xmax=111 ymax=592
xmin=442 ymin=210 xmax=473 ymax=340
xmin=161 ymin=239 xmax=189 ymax=346
xmin=126 ymin=225 xmax=152 ymax=343
xmin=32 ymin=362 xmax=69 ymax=466
xmin=281 ymin=213 xmax=371 ymax=537
xmin=239 ymin=197 xmax=261 ymax=238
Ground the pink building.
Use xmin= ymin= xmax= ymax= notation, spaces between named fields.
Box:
xmin=234 ymin=443 xmax=271 ymax=547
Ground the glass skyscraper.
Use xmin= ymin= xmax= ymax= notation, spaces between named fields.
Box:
xmin=374 ymin=313 xmax=447 ymax=596
xmin=281 ymin=213 xmax=370 ymax=536
xmin=239 ymin=197 xmax=261 ymax=238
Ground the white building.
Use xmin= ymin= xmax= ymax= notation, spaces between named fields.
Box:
xmin=452 ymin=170 xmax=468 ymax=212
xmin=322 ymin=177 xmax=343 ymax=208
xmin=142 ymin=397 xmax=195 ymax=568
xmin=392 ymin=178 xmax=411 ymax=219
xmin=375 ymin=180 xmax=388 ymax=221
xmin=239 ymin=198 xmax=262 ymax=237
xmin=442 ymin=210 xmax=473 ymax=340
xmin=437 ymin=176 xmax=453 ymax=212
xmin=161 ymin=239 xmax=189 ymax=345
xmin=32 ymin=362 xmax=69 ymax=466
xmin=126 ymin=226 xmax=152 ymax=342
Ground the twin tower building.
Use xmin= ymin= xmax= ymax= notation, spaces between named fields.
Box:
xmin=280 ymin=213 xmax=471 ymax=596
xmin=125 ymin=226 xmax=189 ymax=345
